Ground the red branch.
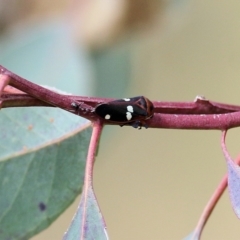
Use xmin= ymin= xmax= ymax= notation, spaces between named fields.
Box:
xmin=1 ymin=65 xmax=240 ymax=130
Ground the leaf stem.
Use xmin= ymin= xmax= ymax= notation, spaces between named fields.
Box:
xmin=191 ymin=131 xmax=240 ymax=239
xmin=80 ymin=121 xmax=106 ymax=238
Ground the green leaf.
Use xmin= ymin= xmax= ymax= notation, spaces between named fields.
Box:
xmin=183 ymin=231 xmax=200 ymax=240
xmin=0 ymin=107 xmax=92 ymax=240
xmin=64 ymin=185 xmax=108 ymax=240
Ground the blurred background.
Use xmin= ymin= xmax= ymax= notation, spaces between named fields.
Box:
xmin=1 ymin=0 xmax=240 ymax=239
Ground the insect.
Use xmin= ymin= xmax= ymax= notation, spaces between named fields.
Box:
xmin=95 ymin=96 xmax=154 ymax=128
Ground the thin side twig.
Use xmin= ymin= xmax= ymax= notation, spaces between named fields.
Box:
xmin=191 ymin=131 xmax=240 ymax=239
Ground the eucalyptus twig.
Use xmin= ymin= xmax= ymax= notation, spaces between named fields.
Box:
xmin=1 ymin=65 xmax=240 ymax=130
xmin=0 ymin=65 xmax=97 ymax=121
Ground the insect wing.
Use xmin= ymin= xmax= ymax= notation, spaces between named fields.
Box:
xmin=95 ymin=103 xmax=130 ymax=122
xmin=115 ymin=96 xmax=149 ymax=117
xmin=95 ymin=96 xmax=154 ymax=123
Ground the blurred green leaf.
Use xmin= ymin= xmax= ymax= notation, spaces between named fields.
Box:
xmin=0 ymin=20 xmax=93 ymax=95
xmin=0 ymin=107 xmax=92 ymax=239
xmin=91 ymin=40 xmax=131 ymax=98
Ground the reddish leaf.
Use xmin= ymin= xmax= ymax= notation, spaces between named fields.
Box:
xmin=221 ymin=131 xmax=240 ymax=218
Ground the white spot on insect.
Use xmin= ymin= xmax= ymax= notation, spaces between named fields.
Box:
xmin=126 ymin=112 xmax=132 ymax=120
xmin=105 ymin=114 xmax=111 ymax=119
xmin=127 ymin=105 xmax=134 ymax=113
xmin=123 ymin=98 xmax=130 ymax=101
